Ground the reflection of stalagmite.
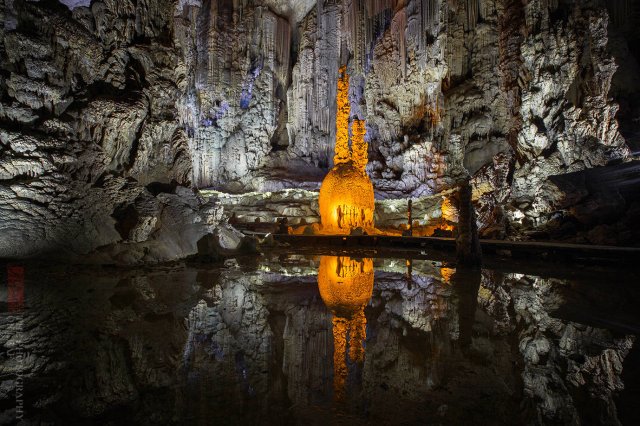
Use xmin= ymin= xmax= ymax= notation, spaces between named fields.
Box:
xmin=317 ymin=256 xmax=374 ymax=402
xmin=347 ymin=309 xmax=367 ymax=364
xmin=331 ymin=317 xmax=348 ymax=402
xmin=318 ymin=67 xmax=375 ymax=234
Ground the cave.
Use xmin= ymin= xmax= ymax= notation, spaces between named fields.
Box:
xmin=1 ymin=0 xmax=640 ymax=424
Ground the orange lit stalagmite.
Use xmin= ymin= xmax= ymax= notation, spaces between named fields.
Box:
xmin=318 ymin=67 xmax=375 ymax=234
xmin=334 ymin=66 xmax=351 ymax=166
xmin=317 ymin=256 xmax=373 ymax=401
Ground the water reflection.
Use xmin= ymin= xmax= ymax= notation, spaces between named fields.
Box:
xmin=1 ymin=257 xmax=638 ymax=424
xmin=317 ymin=256 xmax=373 ymax=402
xmin=452 ymin=267 xmax=481 ymax=351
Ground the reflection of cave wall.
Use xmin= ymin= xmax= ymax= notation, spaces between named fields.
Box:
xmin=2 ymin=261 xmax=636 ymax=424
xmin=480 ymin=270 xmax=637 ymax=424
xmin=0 ymin=267 xmax=204 ymax=422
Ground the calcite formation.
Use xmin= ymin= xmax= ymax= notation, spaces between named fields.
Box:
xmin=1 ymin=0 xmax=640 ymax=259
xmin=318 ymin=66 xmax=375 ymax=233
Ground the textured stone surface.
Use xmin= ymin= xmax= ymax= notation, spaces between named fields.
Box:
xmin=0 ymin=0 xmax=200 ymax=259
xmin=171 ymin=0 xmax=637 ymax=240
xmin=2 ymin=0 xmax=640 ymax=260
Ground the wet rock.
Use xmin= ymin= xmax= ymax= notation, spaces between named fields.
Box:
xmin=215 ymin=224 xmax=245 ymax=252
xmin=192 ymin=224 xmax=260 ymax=262
xmin=349 ymin=227 xmax=366 ymax=236
xmin=195 ymin=234 xmax=223 ymax=262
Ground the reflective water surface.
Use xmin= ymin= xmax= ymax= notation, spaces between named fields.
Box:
xmin=1 ymin=252 xmax=639 ymax=425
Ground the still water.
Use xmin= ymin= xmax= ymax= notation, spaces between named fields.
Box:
xmin=1 ymin=251 xmax=639 ymax=425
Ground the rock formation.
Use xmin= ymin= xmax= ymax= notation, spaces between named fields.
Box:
xmin=318 ymin=65 xmax=375 ymax=233
xmin=0 ymin=0 xmax=204 ymax=260
xmin=1 ymin=0 xmax=640 ymax=259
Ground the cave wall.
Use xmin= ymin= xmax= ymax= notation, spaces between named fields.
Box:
xmin=0 ymin=0 xmax=215 ymax=259
xmin=1 ymin=0 xmax=638 ymax=258
xmin=177 ymin=0 xmax=451 ymax=196
xmin=176 ymin=0 xmax=635 ymax=235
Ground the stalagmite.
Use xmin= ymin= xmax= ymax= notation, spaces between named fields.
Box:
xmin=334 ymin=65 xmax=351 ymax=165
xmin=319 ymin=67 xmax=375 ymax=233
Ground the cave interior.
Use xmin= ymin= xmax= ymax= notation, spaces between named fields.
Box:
xmin=1 ymin=0 xmax=640 ymax=425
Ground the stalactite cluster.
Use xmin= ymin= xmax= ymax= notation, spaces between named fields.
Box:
xmin=179 ymin=0 xmax=292 ymax=187
xmin=465 ymin=0 xmax=479 ymax=30
xmin=497 ymin=0 xmax=525 ymax=163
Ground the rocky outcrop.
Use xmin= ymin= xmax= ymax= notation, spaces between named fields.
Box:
xmin=0 ymin=0 xmax=201 ymax=259
xmin=200 ymin=187 xmax=454 ymax=231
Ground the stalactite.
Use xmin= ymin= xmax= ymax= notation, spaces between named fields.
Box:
xmin=466 ymin=0 xmax=479 ymax=30
xmin=255 ymin=8 xmax=291 ymax=124
xmin=498 ymin=0 xmax=526 ymax=164
xmin=345 ymin=0 xmax=398 ymax=73
xmin=446 ymin=32 xmax=467 ymax=78
xmin=391 ymin=8 xmax=407 ymax=77
xmin=406 ymin=0 xmax=441 ymax=68
xmin=313 ymin=1 xmax=340 ymax=135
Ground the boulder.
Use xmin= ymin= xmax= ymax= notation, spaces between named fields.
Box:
xmin=193 ymin=224 xmax=260 ymax=262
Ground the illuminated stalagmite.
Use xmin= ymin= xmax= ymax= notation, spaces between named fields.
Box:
xmin=317 ymin=256 xmax=373 ymax=401
xmin=318 ymin=67 xmax=375 ymax=233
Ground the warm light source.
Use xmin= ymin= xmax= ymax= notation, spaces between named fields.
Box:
xmin=317 ymin=256 xmax=374 ymax=401
xmin=318 ymin=256 xmax=374 ymax=318
xmin=318 ymin=66 xmax=375 ymax=234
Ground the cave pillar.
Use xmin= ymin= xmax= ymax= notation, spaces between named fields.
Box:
xmin=455 ymin=179 xmax=482 ymax=267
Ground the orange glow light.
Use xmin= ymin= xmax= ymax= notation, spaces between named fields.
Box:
xmin=318 ymin=67 xmax=375 ymax=234
xmin=318 ymin=256 xmax=373 ymax=401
